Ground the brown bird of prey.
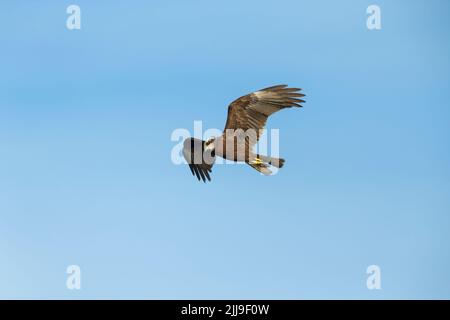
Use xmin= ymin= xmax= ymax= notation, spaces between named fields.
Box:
xmin=183 ymin=85 xmax=305 ymax=182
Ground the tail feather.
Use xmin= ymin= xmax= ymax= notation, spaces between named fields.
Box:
xmin=247 ymin=155 xmax=285 ymax=175
xmin=256 ymin=155 xmax=285 ymax=168
xmin=248 ymin=161 xmax=272 ymax=175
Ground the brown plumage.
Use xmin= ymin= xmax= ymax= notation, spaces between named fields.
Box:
xmin=182 ymin=137 xmax=215 ymax=182
xmin=224 ymin=84 xmax=305 ymax=138
xmin=182 ymin=85 xmax=305 ymax=182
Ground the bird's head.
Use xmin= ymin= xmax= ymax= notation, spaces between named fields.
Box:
xmin=204 ymin=137 xmax=215 ymax=149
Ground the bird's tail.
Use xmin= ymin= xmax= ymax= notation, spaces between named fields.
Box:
xmin=256 ymin=154 xmax=285 ymax=168
xmin=247 ymin=155 xmax=285 ymax=175
xmin=248 ymin=158 xmax=272 ymax=176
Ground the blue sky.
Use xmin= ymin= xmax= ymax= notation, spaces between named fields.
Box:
xmin=0 ymin=0 xmax=449 ymax=299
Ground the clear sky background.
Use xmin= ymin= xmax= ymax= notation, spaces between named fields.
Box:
xmin=0 ymin=0 xmax=449 ymax=299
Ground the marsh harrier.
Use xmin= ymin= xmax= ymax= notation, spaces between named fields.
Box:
xmin=182 ymin=85 xmax=305 ymax=182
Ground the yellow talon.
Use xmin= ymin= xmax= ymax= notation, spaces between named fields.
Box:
xmin=251 ymin=158 xmax=263 ymax=165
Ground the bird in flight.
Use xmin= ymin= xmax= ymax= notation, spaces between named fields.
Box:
xmin=182 ymin=85 xmax=305 ymax=182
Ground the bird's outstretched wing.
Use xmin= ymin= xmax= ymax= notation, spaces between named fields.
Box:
xmin=223 ymin=85 xmax=305 ymax=142
xmin=182 ymin=137 xmax=215 ymax=182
